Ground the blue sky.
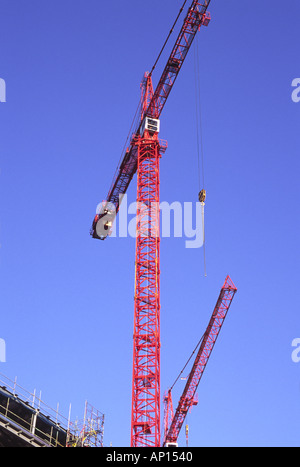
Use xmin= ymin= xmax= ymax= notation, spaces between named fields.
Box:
xmin=0 ymin=0 xmax=300 ymax=447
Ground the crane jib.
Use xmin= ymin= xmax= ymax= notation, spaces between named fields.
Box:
xmin=91 ymin=0 xmax=212 ymax=239
xmin=148 ymin=1 xmax=211 ymax=120
xmin=163 ymin=276 xmax=237 ymax=446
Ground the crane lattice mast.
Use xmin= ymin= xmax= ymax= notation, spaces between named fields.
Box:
xmin=130 ymin=74 xmax=163 ymax=447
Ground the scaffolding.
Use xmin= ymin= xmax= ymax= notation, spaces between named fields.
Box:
xmin=0 ymin=373 xmax=104 ymax=447
xmin=67 ymin=401 xmax=105 ymax=447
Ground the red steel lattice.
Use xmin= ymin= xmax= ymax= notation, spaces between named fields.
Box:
xmin=164 ymin=276 xmax=237 ymax=445
xmin=130 ymin=76 xmax=163 ymax=448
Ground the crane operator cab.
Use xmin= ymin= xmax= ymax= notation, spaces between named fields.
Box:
xmin=140 ymin=117 xmax=160 ymax=137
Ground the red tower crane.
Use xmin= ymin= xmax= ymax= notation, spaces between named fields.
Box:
xmin=163 ymin=276 xmax=238 ymax=446
xmin=91 ymin=1 xmax=212 ymax=447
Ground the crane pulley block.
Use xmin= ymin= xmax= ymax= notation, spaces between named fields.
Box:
xmin=199 ymin=189 xmax=206 ymax=203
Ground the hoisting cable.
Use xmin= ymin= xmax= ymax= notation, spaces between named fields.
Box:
xmin=194 ymin=35 xmax=207 ymax=277
xmin=194 ymin=36 xmax=205 ymax=191
xmin=170 ymin=332 xmax=205 ymax=392
xmin=199 ymin=189 xmax=207 ymax=277
xmin=149 ymin=0 xmax=188 ymax=77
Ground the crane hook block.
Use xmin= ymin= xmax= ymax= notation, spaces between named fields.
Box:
xmin=199 ymin=189 xmax=206 ymax=203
